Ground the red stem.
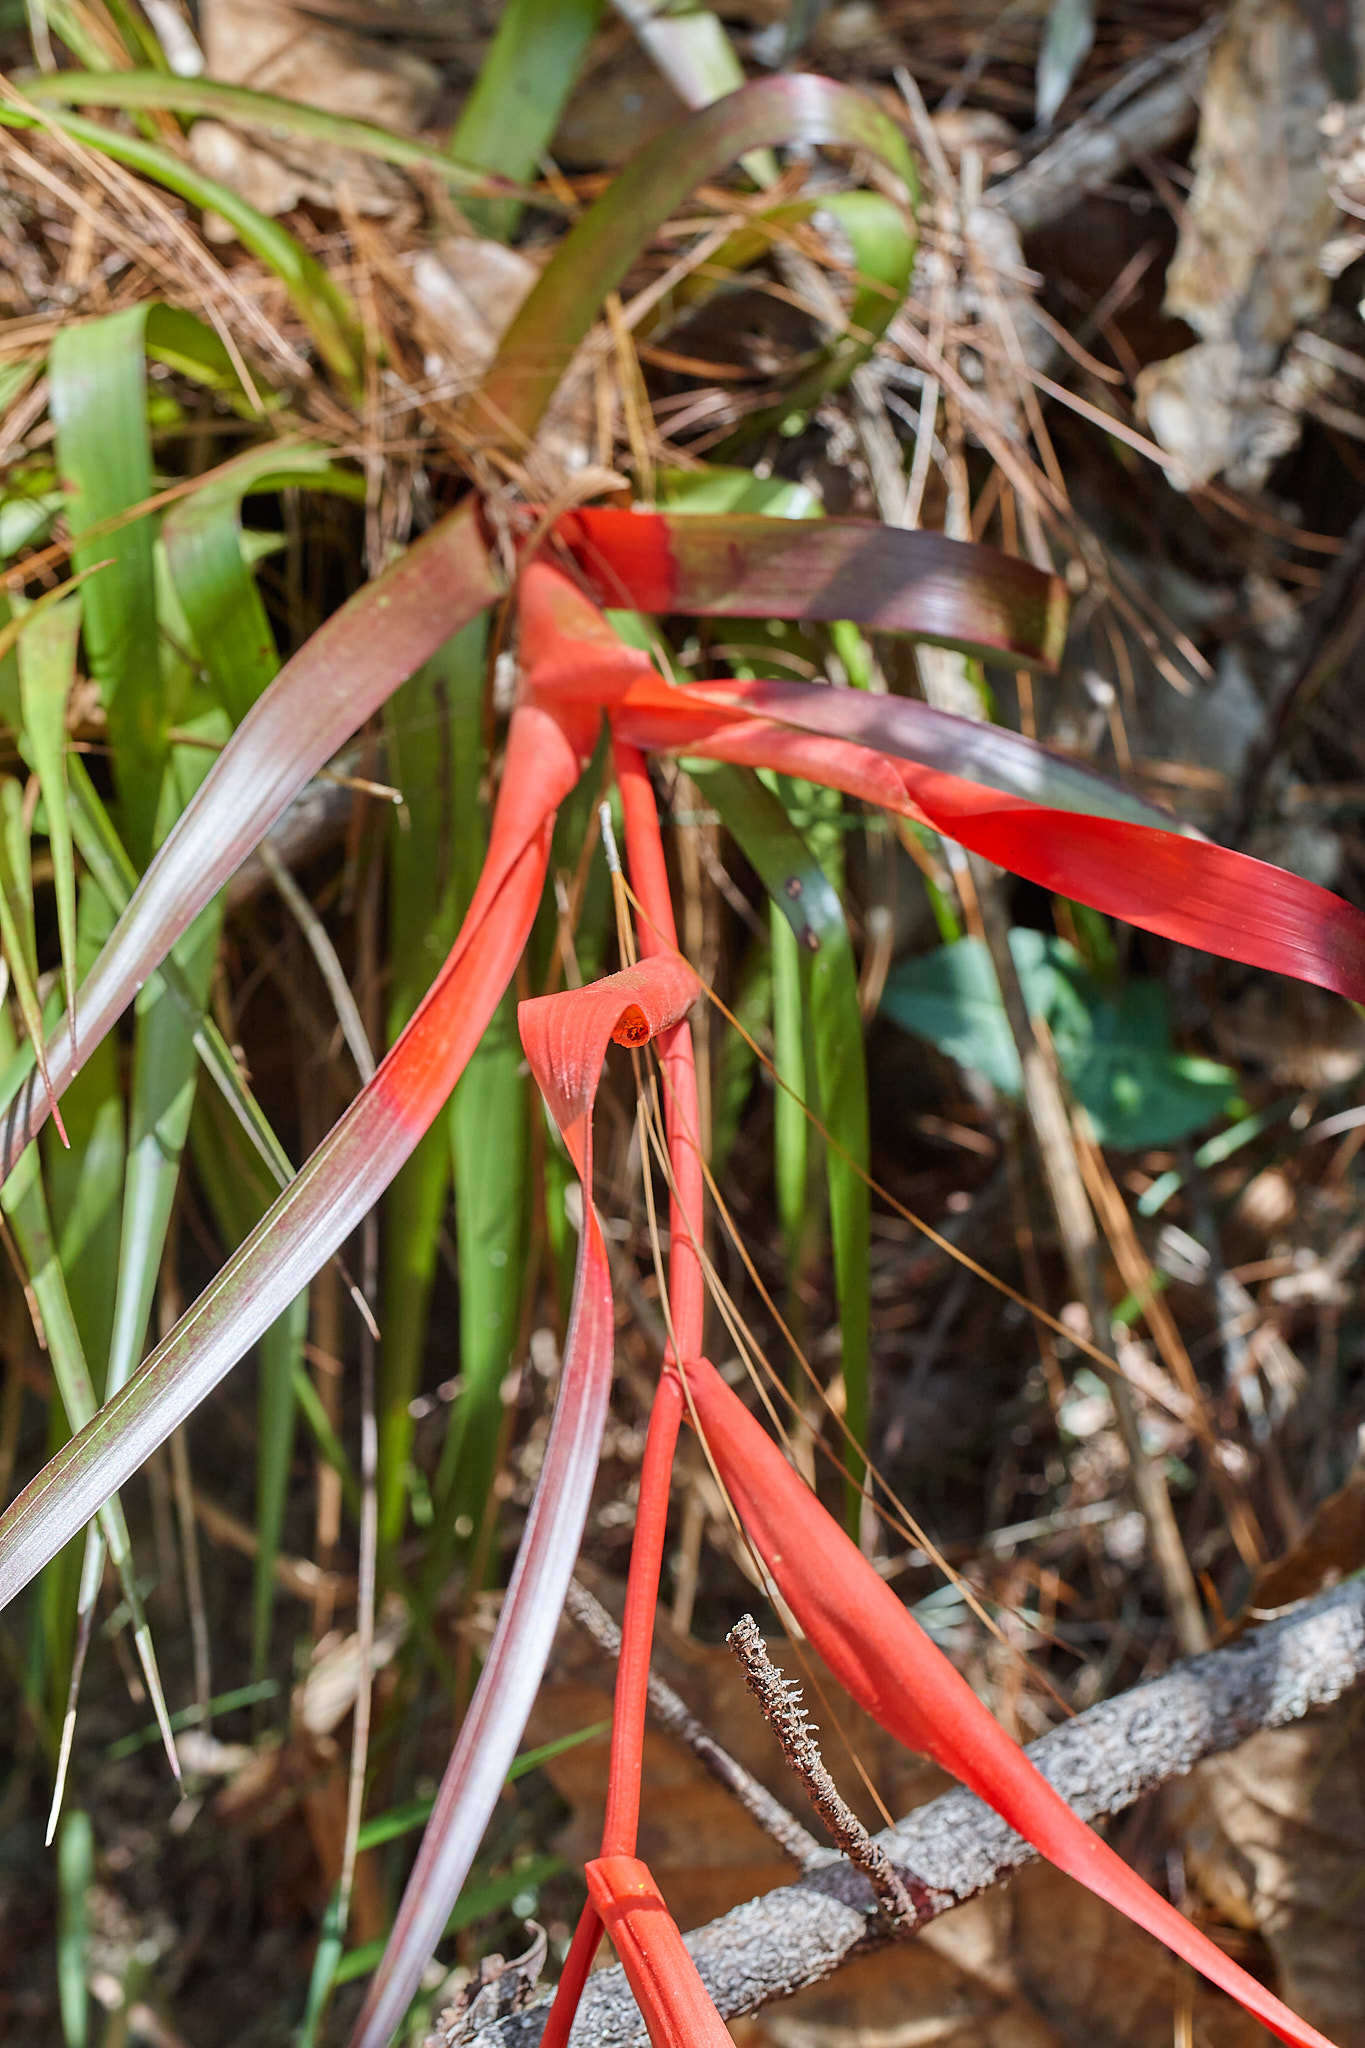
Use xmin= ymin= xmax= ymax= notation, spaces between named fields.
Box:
xmin=543 ymin=738 xmax=710 ymax=2042
xmin=538 ymin=1899 xmax=603 ymax=2048
xmin=600 ymin=1372 xmax=684 ymax=1855
xmin=613 ymin=738 xmax=706 ymax=1359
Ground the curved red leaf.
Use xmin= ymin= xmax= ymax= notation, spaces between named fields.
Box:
xmin=679 ymin=1356 xmax=1337 ymax=2048
xmin=612 ymin=675 xmax=1365 ymax=1005
xmin=552 ymin=508 xmax=1068 ymax=668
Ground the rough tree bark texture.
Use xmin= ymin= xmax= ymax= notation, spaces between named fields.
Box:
xmin=463 ymin=1579 xmax=1365 ymax=2048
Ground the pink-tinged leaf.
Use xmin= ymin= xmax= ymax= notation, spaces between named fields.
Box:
xmin=469 ymin=74 xmax=915 ymax=447
xmin=653 ymin=675 xmax=1177 ymax=828
xmin=552 ymin=509 xmax=1068 ymax=669
xmin=585 ymin=1856 xmax=734 ymax=2048
xmin=351 ymin=956 xmax=699 ymax=2048
xmin=680 ymin=1355 xmax=1337 ymax=2048
xmin=0 ymin=501 xmax=501 ymax=1181
xmin=610 ymin=674 xmax=1365 ymax=1005
xmin=0 ymin=703 xmax=577 ymax=1616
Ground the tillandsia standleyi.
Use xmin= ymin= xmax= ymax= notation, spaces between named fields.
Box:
xmin=3 ymin=72 xmax=1363 ymax=2048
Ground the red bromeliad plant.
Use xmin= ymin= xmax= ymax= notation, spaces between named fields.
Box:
xmin=4 ymin=70 xmax=1365 ymax=2048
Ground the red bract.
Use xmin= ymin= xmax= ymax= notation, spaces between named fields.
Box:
xmin=585 ymin=1855 xmax=734 ymax=2048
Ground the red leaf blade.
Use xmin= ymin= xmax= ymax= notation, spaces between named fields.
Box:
xmin=554 ymin=509 xmax=1068 ymax=668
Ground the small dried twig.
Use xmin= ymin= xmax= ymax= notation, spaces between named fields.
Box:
xmin=726 ymin=1614 xmax=927 ymax=1928
xmin=564 ymin=1580 xmax=823 ymax=1871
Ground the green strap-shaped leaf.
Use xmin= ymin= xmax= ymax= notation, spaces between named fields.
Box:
xmin=450 ymin=0 xmax=604 ymax=240
xmin=49 ymin=305 xmax=165 ymax=867
xmin=16 ymin=591 xmax=82 ymax=1025
xmin=162 ymin=451 xmax=363 ymax=1665
xmin=0 ymin=501 xmax=502 ymax=1177
xmin=0 ymin=1012 xmax=179 ymax=1808
xmin=472 ymin=74 xmax=917 ymax=447
xmin=690 ymin=762 xmax=871 ymax=1522
xmin=188 ymin=1082 xmax=312 ymax=1679
xmin=379 ymin=625 xmax=487 ymax=1549
xmin=0 ymin=777 xmax=56 ymax=1117
xmin=163 ymin=443 xmax=363 ymax=725
xmin=21 ymin=69 xmax=538 ymax=202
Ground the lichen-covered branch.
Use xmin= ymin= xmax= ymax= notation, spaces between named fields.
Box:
xmin=464 ymin=1579 xmax=1365 ymax=2048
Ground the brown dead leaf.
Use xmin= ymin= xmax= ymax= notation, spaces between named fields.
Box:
xmin=1177 ymin=1691 xmax=1365 ymax=2045
xmin=190 ymin=0 xmax=441 ymax=225
xmin=1231 ymin=1440 xmax=1365 ymax=1632
xmin=756 ymin=1865 xmax=1266 ymax=2048
xmin=1137 ymin=0 xmax=1347 ymax=488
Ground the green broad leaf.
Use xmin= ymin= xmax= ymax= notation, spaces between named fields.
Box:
xmin=881 ymin=929 xmax=1241 ymax=1149
xmin=450 ymin=0 xmax=603 ymax=239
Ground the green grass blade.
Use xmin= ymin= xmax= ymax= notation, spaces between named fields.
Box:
xmin=437 ymin=989 xmax=528 ymax=1542
xmin=691 ymin=762 xmax=871 ymax=1521
xmin=769 ymin=898 xmax=812 ymax=1293
xmin=615 ymin=0 xmax=777 ymax=187
xmin=188 ymin=1082 xmax=311 ymax=1678
xmin=160 ymin=439 xmax=361 ymax=1629
xmin=62 ymin=757 xmax=298 ymax=1196
xmin=162 ymin=441 xmax=363 ymax=725
xmin=42 ymin=889 xmax=126 ymax=1376
xmin=450 ymin=0 xmax=602 ymax=239
xmin=56 ymin=1808 xmax=93 ymax=2048
xmin=48 ymin=305 xmax=164 ymax=866
xmin=0 ymin=107 xmax=366 ymax=393
xmin=472 ymin=73 xmax=916 ymax=446
xmin=0 ymin=1018 xmax=181 ymax=1802
xmin=378 ymin=621 xmax=489 ymax=1549
xmin=0 ymin=776 xmax=59 ymax=1123
xmin=15 ymin=589 xmax=82 ymax=1024
xmin=716 ymin=188 xmax=916 ymax=441
xmin=20 ymin=69 xmax=539 ymax=201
